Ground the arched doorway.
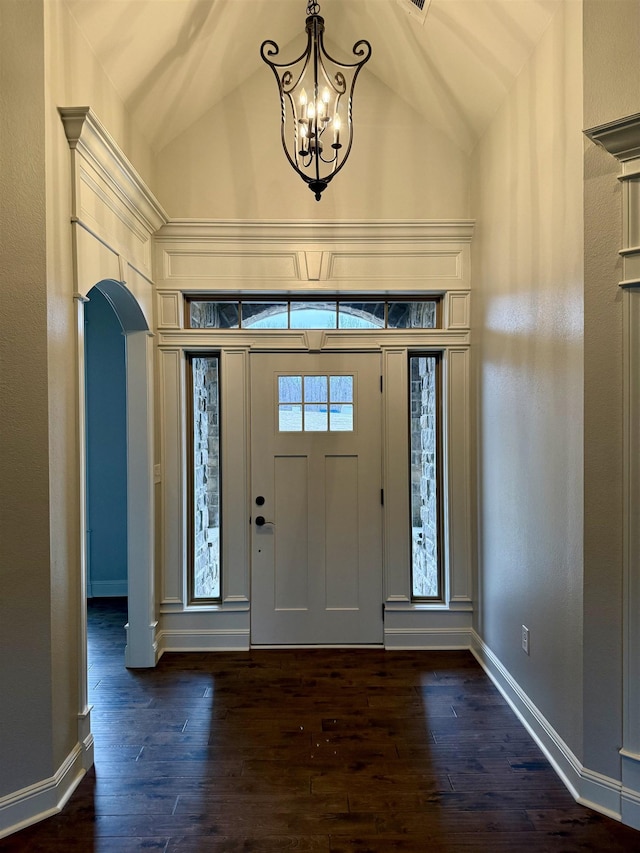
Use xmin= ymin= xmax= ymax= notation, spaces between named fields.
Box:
xmin=84 ymin=280 xmax=156 ymax=669
xmin=85 ymin=288 xmax=127 ymax=597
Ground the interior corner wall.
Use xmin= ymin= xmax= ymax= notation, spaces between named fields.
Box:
xmin=153 ymin=65 xmax=470 ymax=220
xmin=0 ymin=0 xmax=55 ymax=798
xmin=470 ymin=0 xmax=584 ymax=761
xmin=582 ymin=0 xmax=640 ymax=780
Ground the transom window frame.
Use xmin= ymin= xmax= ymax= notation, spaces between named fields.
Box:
xmin=184 ymin=294 xmax=443 ymax=331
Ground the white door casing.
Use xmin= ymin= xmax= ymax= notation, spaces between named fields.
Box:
xmin=154 ymin=219 xmax=473 ymax=654
xmin=250 ymin=351 xmax=383 ymax=645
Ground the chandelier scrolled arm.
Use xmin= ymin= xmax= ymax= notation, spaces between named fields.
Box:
xmin=260 ymin=1 xmax=371 ymax=201
xmin=351 ymin=39 xmax=373 ymax=62
xmin=259 ymin=40 xmax=280 ymax=61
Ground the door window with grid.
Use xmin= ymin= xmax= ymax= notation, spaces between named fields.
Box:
xmin=278 ymin=374 xmax=354 ymax=432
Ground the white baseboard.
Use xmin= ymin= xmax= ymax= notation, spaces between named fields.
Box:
xmin=471 ymin=630 xmax=627 ymax=824
xmin=621 ymin=752 xmax=640 ymax=830
xmin=471 ymin=631 xmax=582 ymax=799
xmin=578 ymin=765 xmax=623 ymax=820
xmin=88 ymin=579 xmax=127 ymax=597
xmin=0 ymin=742 xmax=88 ymax=840
xmin=125 ymin=620 xmax=158 ymax=669
xmin=384 ymin=626 xmax=473 ymax=649
xmin=622 ymin=785 xmax=640 ymax=830
xmin=156 ymin=628 xmax=250 ymax=657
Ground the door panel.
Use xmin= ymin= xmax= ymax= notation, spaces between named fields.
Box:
xmin=274 ymin=455 xmax=308 ymax=609
xmin=324 ymin=455 xmax=359 ymax=609
xmin=251 ymin=352 xmax=383 ymax=645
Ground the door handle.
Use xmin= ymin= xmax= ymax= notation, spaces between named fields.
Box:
xmin=255 ymin=516 xmax=274 ymax=527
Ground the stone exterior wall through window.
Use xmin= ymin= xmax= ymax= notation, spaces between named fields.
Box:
xmin=410 ymin=355 xmax=439 ymax=597
xmin=192 ymin=356 xmax=220 ymax=599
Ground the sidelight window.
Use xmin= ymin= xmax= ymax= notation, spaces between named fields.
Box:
xmin=188 ymin=354 xmax=221 ymax=602
xmin=409 ymin=354 xmax=442 ymax=600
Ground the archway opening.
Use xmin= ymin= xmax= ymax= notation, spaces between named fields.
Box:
xmin=84 ymin=280 xmax=155 ymax=669
xmin=85 ymin=287 xmax=128 ymax=599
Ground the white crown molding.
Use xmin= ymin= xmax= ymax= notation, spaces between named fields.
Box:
xmin=156 ymin=219 xmax=475 ymax=243
xmin=585 ymin=115 xmax=640 ymax=290
xmin=584 ymin=113 xmax=640 ymax=162
xmin=58 ymin=106 xmax=167 ymax=236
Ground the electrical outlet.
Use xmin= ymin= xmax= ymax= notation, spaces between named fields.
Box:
xmin=522 ymin=625 xmax=530 ymax=655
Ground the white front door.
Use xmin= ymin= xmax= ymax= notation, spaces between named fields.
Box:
xmin=250 ymin=352 xmax=383 ymax=645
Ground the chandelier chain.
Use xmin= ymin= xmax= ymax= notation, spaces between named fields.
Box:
xmin=306 ymin=2 xmax=320 ymax=16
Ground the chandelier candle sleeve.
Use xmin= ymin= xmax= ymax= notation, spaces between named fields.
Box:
xmin=260 ymin=1 xmax=371 ymax=201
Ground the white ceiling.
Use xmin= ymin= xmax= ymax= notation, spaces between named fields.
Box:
xmin=65 ymin=0 xmax=560 ymax=154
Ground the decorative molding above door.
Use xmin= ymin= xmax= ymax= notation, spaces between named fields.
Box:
xmin=153 ymin=219 xmax=474 ymax=333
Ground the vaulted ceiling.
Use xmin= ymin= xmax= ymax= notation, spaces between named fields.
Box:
xmin=65 ymin=0 xmax=560 ymax=155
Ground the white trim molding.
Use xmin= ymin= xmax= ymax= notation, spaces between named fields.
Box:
xmin=471 ymin=632 xmax=626 ymax=823
xmin=0 ymin=745 xmax=87 ymax=840
xmin=621 ymin=284 xmax=640 ymax=830
xmin=154 ymin=220 xmax=474 ymax=654
xmin=59 ymin=106 xmax=167 ymax=312
xmin=384 ymin=623 xmax=473 ymax=650
xmin=77 ymin=705 xmax=94 ymax=772
xmin=585 ymin=114 xmax=640 ymax=288
xmin=585 ymin=113 xmax=640 ymax=163
xmin=156 ymin=630 xmax=250 ymax=653
xmin=585 ymin=114 xmax=640 ymax=830
xmin=60 ymin=106 xmax=166 ymax=681
xmin=59 ymin=107 xmax=167 ymax=241
xmin=154 ymin=219 xmax=474 ymax=295
xmin=472 ymin=632 xmax=582 ymax=801
xmin=155 ymin=218 xmax=474 ymax=243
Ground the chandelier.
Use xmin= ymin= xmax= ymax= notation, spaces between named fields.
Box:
xmin=260 ymin=1 xmax=371 ymax=201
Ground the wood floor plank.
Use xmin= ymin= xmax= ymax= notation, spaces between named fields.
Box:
xmin=173 ymin=792 xmax=349 ymax=815
xmin=165 ymin=837 xmax=331 ymax=852
xmin=1 ymin=597 xmax=638 ymax=853
xmin=328 ymin=833 xmax=635 ymax=853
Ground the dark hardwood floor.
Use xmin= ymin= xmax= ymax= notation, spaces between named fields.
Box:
xmin=2 ymin=598 xmax=638 ymax=852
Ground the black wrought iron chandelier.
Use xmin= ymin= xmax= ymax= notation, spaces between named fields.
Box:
xmin=260 ymin=1 xmax=371 ymax=201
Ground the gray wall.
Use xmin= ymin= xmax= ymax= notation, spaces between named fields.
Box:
xmin=1 ymin=0 xmax=153 ymax=827
xmin=471 ymin=1 xmax=585 ymax=758
xmin=0 ymin=0 xmax=56 ymax=797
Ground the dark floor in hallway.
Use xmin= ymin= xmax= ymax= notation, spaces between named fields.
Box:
xmin=1 ymin=598 xmax=638 ymax=852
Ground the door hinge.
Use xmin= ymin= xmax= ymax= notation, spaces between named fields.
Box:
xmin=382 ymin=603 xmax=385 ymax=619
xmin=380 ymin=375 xmax=383 ymax=392
xmin=381 ymin=488 xmax=384 ymax=506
